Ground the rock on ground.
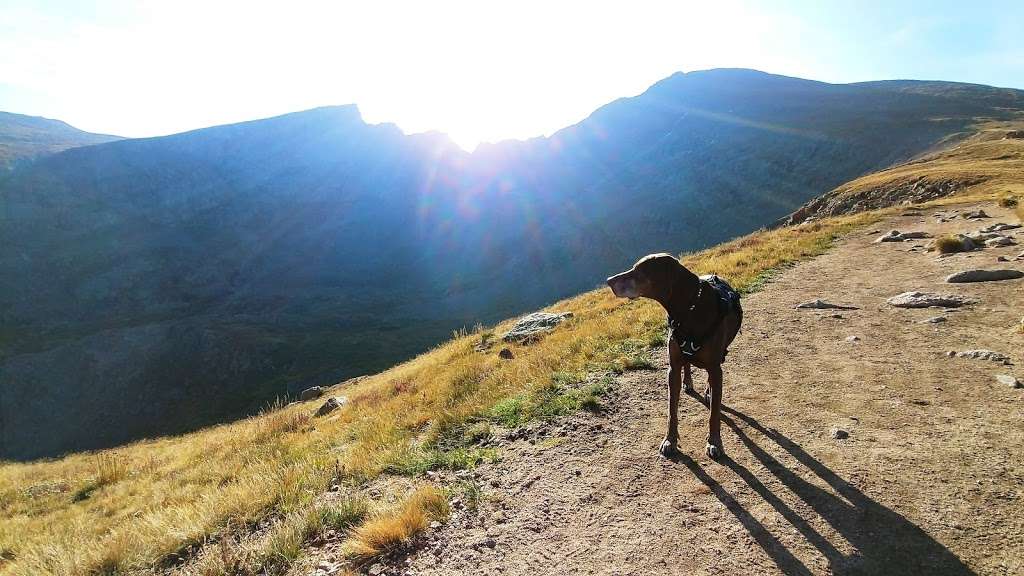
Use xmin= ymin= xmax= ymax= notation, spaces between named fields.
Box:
xmin=954 ymin=350 xmax=1010 ymax=362
xmin=985 ymin=236 xmax=1017 ymax=247
xmin=875 ymin=230 xmax=931 ymax=243
xmin=980 ymin=222 xmax=1021 ymax=232
xmin=945 ymin=269 xmax=1024 ymax=283
xmin=794 ymin=299 xmax=859 ymax=310
xmin=315 ymin=396 xmax=347 ymax=416
xmin=887 ymin=291 xmax=975 ymax=308
xmin=996 ymin=374 xmax=1022 ymax=388
xmin=299 ymin=386 xmax=324 ymax=401
xmin=502 ymin=312 xmax=573 ymax=343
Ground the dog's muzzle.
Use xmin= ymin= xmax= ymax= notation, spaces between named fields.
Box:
xmin=606 ymin=272 xmax=640 ymax=299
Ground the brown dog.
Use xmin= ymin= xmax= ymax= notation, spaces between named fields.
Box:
xmin=607 ymin=253 xmax=742 ymax=459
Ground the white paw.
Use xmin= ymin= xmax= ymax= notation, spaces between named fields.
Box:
xmin=705 ymin=442 xmax=722 ymax=459
xmin=659 ymin=438 xmax=678 ymax=457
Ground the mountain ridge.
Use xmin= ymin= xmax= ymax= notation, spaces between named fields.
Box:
xmin=0 ymin=111 xmax=122 ymax=170
xmin=2 ymin=68 xmax=1023 ymax=460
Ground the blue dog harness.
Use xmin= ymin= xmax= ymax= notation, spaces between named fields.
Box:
xmin=668 ymin=274 xmax=741 ymax=358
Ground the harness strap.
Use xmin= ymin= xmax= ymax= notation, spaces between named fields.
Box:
xmin=668 ymin=275 xmax=734 ymax=357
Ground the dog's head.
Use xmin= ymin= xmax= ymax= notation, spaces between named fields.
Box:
xmin=606 ymin=253 xmax=683 ymax=301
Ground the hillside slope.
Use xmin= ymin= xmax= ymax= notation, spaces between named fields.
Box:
xmin=0 ymin=140 xmax=1020 ymax=574
xmin=0 ymin=111 xmax=121 ymax=170
xmin=378 ymin=200 xmax=1024 ymax=576
xmin=3 ymin=70 xmax=1024 ymax=460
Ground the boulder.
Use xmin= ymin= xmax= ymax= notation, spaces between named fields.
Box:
xmin=887 ymin=291 xmax=975 ymax=308
xmin=315 ymin=396 xmax=347 ymax=416
xmin=498 ymin=348 xmax=514 ymax=360
xmin=831 ymin=427 xmax=850 ymax=440
xmin=502 ymin=311 xmax=573 ymax=343
xmin=794 ymin=299 xmax=859 ymax=310
xmin=945 ymin=269 xmax=1024 ymax=283
xmin=299 ymin=386 xmax=324 ymax=401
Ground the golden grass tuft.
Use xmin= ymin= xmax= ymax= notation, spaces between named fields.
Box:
xmin=346 ymin=486 xmax=448 ymax=560
xmin=934 ymin=235 xmax=968 ymax=254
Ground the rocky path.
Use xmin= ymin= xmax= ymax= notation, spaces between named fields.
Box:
xmin=318 ymin=202 xmax=1024 ymax=576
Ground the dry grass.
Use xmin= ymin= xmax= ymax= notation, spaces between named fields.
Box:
xmin=346 ymin=486 xmax=448 ymax=560
xmin=934 ymin=235 xmax=968 ymax=254
xmin=2 ymin=179 xmax=1013 ymax=575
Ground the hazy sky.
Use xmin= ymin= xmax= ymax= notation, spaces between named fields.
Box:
xmin=2 ymin=0 xmax=1022 ymax=149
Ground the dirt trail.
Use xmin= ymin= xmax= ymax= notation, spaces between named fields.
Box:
xmin=319 ymin=202 xmax=1024 ymax=576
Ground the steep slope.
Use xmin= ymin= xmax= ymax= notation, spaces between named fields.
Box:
xmin=0 ymin=112 xmax=121 ymax=170
xmin=3 ymin=69 xmax=1024 ymax=460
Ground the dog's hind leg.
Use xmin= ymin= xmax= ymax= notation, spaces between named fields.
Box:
xmin=705 ymin=364 xmax=724 ymax=459
xmin=661 ymin=339 xmax=684 ymax=456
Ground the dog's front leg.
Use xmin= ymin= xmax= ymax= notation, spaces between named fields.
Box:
xmin=683 ymin=362 xmax=693 ymax=393
xmin=661 ymin=340 xmax=683 ymax=456
xmin=705 ymin=364 xmax=724 ymax=459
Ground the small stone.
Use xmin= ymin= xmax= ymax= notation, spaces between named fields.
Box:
xmin=795 ymin=299 xmax=859 ymax=310
xmin=498 ymin=348 xmax=514 ymax=360
xmin=369 ymin=563 xmax=384 ymax=576
xmin=430 ymin=520 xmax=442 ymax=529
xmin=961 ymin=209 xmax=990 ymax=219
xmin=997 ymin=256 xmax=1009 ymax=262
xmin=474 ymin=537 xmax=497 ymax=549
xmin=921 ymin=316 xmax=947 ymax=324
xmin=955 ymin=350 xmax=1010 ymax=362
xmin=946 ymin=350 xmax=956 ymax=357
xmin=845 ymin=335 xmax=860 ymax=342
xmin=996 ymin=375 xmax=1022 ymax=388
xmin=831 ymin=428 xmax=850 ymax=440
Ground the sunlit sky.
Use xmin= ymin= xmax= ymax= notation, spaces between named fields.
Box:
xmin=1 ymin=0 xmax=1022 ymax=149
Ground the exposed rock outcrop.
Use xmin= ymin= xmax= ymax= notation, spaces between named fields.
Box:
xmin=502 ymin=312 xmax=573 ymax=343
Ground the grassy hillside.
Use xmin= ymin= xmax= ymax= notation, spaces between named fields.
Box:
xmin=0 ymin=111 xmax=121 ymax=170
xmin=0 ymin=204 xmax=917 ymax=576
xmin=5 ymin=70 xmax=1024 ymax=461
xmin=785 ymin=123 xmax=1024 ymax=222
xmin=3 ymin=123 xmax=1021 ymax=573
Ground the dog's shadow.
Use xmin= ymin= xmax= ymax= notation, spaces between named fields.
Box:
xmin=671 ymin=395 xmax=974 ymax=576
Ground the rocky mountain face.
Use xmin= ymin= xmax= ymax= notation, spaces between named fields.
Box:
xmin=0 ymin=111 xmax=122 ymax=171
xmin=3 ymin=69 xmax=1022 ymax=460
